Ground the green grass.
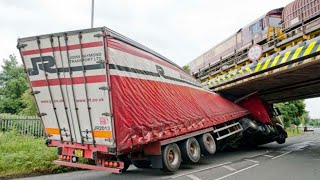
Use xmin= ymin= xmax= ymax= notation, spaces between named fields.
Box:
xmin=286 ymin=128 xmax=303 ymax=137
xmin=0 ymin=130 xmax=73 ymax=178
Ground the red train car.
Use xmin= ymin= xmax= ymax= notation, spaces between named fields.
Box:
xmin=282 ymin=0 xmax=320 ymax=31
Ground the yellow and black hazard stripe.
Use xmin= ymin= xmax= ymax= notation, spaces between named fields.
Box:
xmin=208 ymin=37 xmax=320 ymax=88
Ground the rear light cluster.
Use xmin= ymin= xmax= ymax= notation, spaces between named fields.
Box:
xmin=97 ymin=159 xmax=120 ymax=168
xmin=60 ymin=155 xmax=71 ymax=161
xmin=59 ymin=155 xmax=77 ymax=162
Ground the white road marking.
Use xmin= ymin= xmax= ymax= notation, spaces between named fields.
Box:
xmin=247 ymin=150 xmax=269 ymax=158
xmin=271 ymin=151 xmax=292 ymax=159
xmin=167 ymin=162 xmax=232 ymax=179
xmin=222 ymin=165 xmax=236 ymax=171
xmin=244 ymin=159 xmax=259 ymax=163
xmin=263 ymin=154 xmax=274 ymax=158
xmin=213 ymin=164 xmax=259 ymax=180
xmin=186 ymin=174 xmax=202 ymax=180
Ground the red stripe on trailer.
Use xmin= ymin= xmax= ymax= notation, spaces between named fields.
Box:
xmin=31 ymin=75 xmax=106 ymax=87
xmin=110 ymin=75 xmax=249 ymax=153
xmin=107 ymin=38 xmax=192 ymax=77
xmin=21 ymin=41 xmax=103 ymax=56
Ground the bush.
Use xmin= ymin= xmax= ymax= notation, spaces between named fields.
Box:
xmin=0 ymin=130 xmax=72 ymax=177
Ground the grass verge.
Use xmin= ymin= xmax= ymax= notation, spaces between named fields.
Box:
xmin=286 ymin=128 xmax=303 ymax=137
xmin=0 ymin=130 xmax=74 ymax=178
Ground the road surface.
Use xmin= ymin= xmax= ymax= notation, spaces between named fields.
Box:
xmin=20 ymin=128 xmax=320 ymax=180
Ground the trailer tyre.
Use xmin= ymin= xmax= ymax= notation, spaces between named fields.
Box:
xmin=197 ymin=133 xmax=216 ymax=155
xmin=276 ymin=132 xmax=286 ymax=144
xmin=240 ymin=118 xmax=259 ymax=135
xmin=276 ymin=126 xmax=287 ymax=144
xmin=180 ymin=137 xmax=201 ymax=163
xmin=132 ymin=160 xmax=151 ymax=168
xmin=162 ymin=143 xmax=182 ymax=172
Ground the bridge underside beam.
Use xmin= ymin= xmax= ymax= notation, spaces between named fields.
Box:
xmin=218 ymin=56 xmax=320 ymax=103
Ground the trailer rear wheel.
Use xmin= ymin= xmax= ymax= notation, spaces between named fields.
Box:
xmin=276 ymin=132 xmax=286 ymax=144
xmin=132 ymin=160 xmax=151 ymax=168
xmin=122 ymin=161 xmax=130 ymax=173
xmin=276 ymin=126 xmax=287 ymax=144
xmin=117 ymin=157 xmax=131 ymax=173
xmin=162 ymin=143 xmax=182 ymax=172
xmin=197 ymin=133 xmax=216 ymax=155
xmin=180 ymin=137 xmax=201 ymax=163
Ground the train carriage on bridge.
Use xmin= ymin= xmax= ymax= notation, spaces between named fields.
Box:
xmin=189 ymin=0 xmax=320 ymax=89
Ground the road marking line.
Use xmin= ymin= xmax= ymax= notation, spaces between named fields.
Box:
xmin=167 ymin=162 xmax=232 ymax=179
xmin=186 ymin=174 xmax=202 ymax=180
xmin=263 ymin=154 xmax=274 ymax=158
xmin=244 ymin=159 xmax=259 ymax=163
xmin=222 ymin=165 xmax=236 ymax=171
xmin=271 ymin=151 xmax=292 ymax=159
xmin=246 ymin=150 xmax=269 ymax=159
xmin=213 ymin=164 xmax=259 ymax=180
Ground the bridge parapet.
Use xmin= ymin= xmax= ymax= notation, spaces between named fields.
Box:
xmin=206 ymin=36 xmax=320 ymax=91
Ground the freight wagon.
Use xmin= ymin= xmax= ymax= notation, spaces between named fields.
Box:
xmin=17 ymin=27 xmax=286 ymax=173
xmin=189 ymin=0 xmax=320 ymax=82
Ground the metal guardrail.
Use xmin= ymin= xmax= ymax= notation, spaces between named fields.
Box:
xmin=0 ymin=115 xmax=45 ymax=137
xmin=207 ymin=36 xmax=320 ymax=90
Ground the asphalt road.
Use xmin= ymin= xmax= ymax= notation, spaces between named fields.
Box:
xmin=20 ymin=128 xmax=320 ymax=180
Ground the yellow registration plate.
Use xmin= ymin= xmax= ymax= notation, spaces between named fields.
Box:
xmin=74 ymin=149 xmax=83 ymax=157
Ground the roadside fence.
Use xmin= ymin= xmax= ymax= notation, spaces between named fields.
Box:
xmin=0 ymin=114 xmax=45 ymax=137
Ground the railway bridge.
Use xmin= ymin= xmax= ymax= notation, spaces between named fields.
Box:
xmin=206 ymin=36 xmax=320 ymax=103
xmin=188 ymin=0 xmax=320 ymax=104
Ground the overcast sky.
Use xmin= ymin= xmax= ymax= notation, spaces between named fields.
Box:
xmin=0 ymin=0 xmax=319 ymax=118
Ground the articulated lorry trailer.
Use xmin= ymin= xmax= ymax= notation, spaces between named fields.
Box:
xmin=17 ymin=27 xmax=287 ymax=173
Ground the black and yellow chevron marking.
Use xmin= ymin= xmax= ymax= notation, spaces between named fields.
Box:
xmin=208 ymin=38 xmax=320 ymax=88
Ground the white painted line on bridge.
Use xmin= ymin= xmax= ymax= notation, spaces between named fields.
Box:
xmin=213 ymin=164 xmax=259 ymax=180
xmin=263 ymin=154 xmax=274 ymax=158
xmin=186 ymin=174 xmax=202 ymax=180
xmin=222 ymin=165 xmax=236 ymax=171
xmin=244 ymin=159 xmax=259 ymax=163
xmin=167 ymin=162 xmax=232 ymax=179
xmin=271 ymin=151 xmax=292 ymax=159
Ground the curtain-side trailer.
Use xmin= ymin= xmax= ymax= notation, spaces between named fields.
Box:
xmin=17 ymin=27 xmax=285 ymax=173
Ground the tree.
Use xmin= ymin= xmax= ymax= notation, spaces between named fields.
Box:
xmin=308 ymin=119 xmax=320 ymax=127
xmin=0 ymin=55 xmax=28 ymax=114
xmin=302 ymin=112 xmax=311 ymax=126
xmin=275 ymin=100 xmax=307 ymax=128
xmin=19 ymin=89 xmax=38 ymax=116
xmin=0 ymin=54 xmax=37 ymax=115
xmin=182 ymin=65 xmax=191 ymax=74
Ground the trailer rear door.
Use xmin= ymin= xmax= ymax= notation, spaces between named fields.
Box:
xmin=18 ymin=29 xmax=115 ymax=147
